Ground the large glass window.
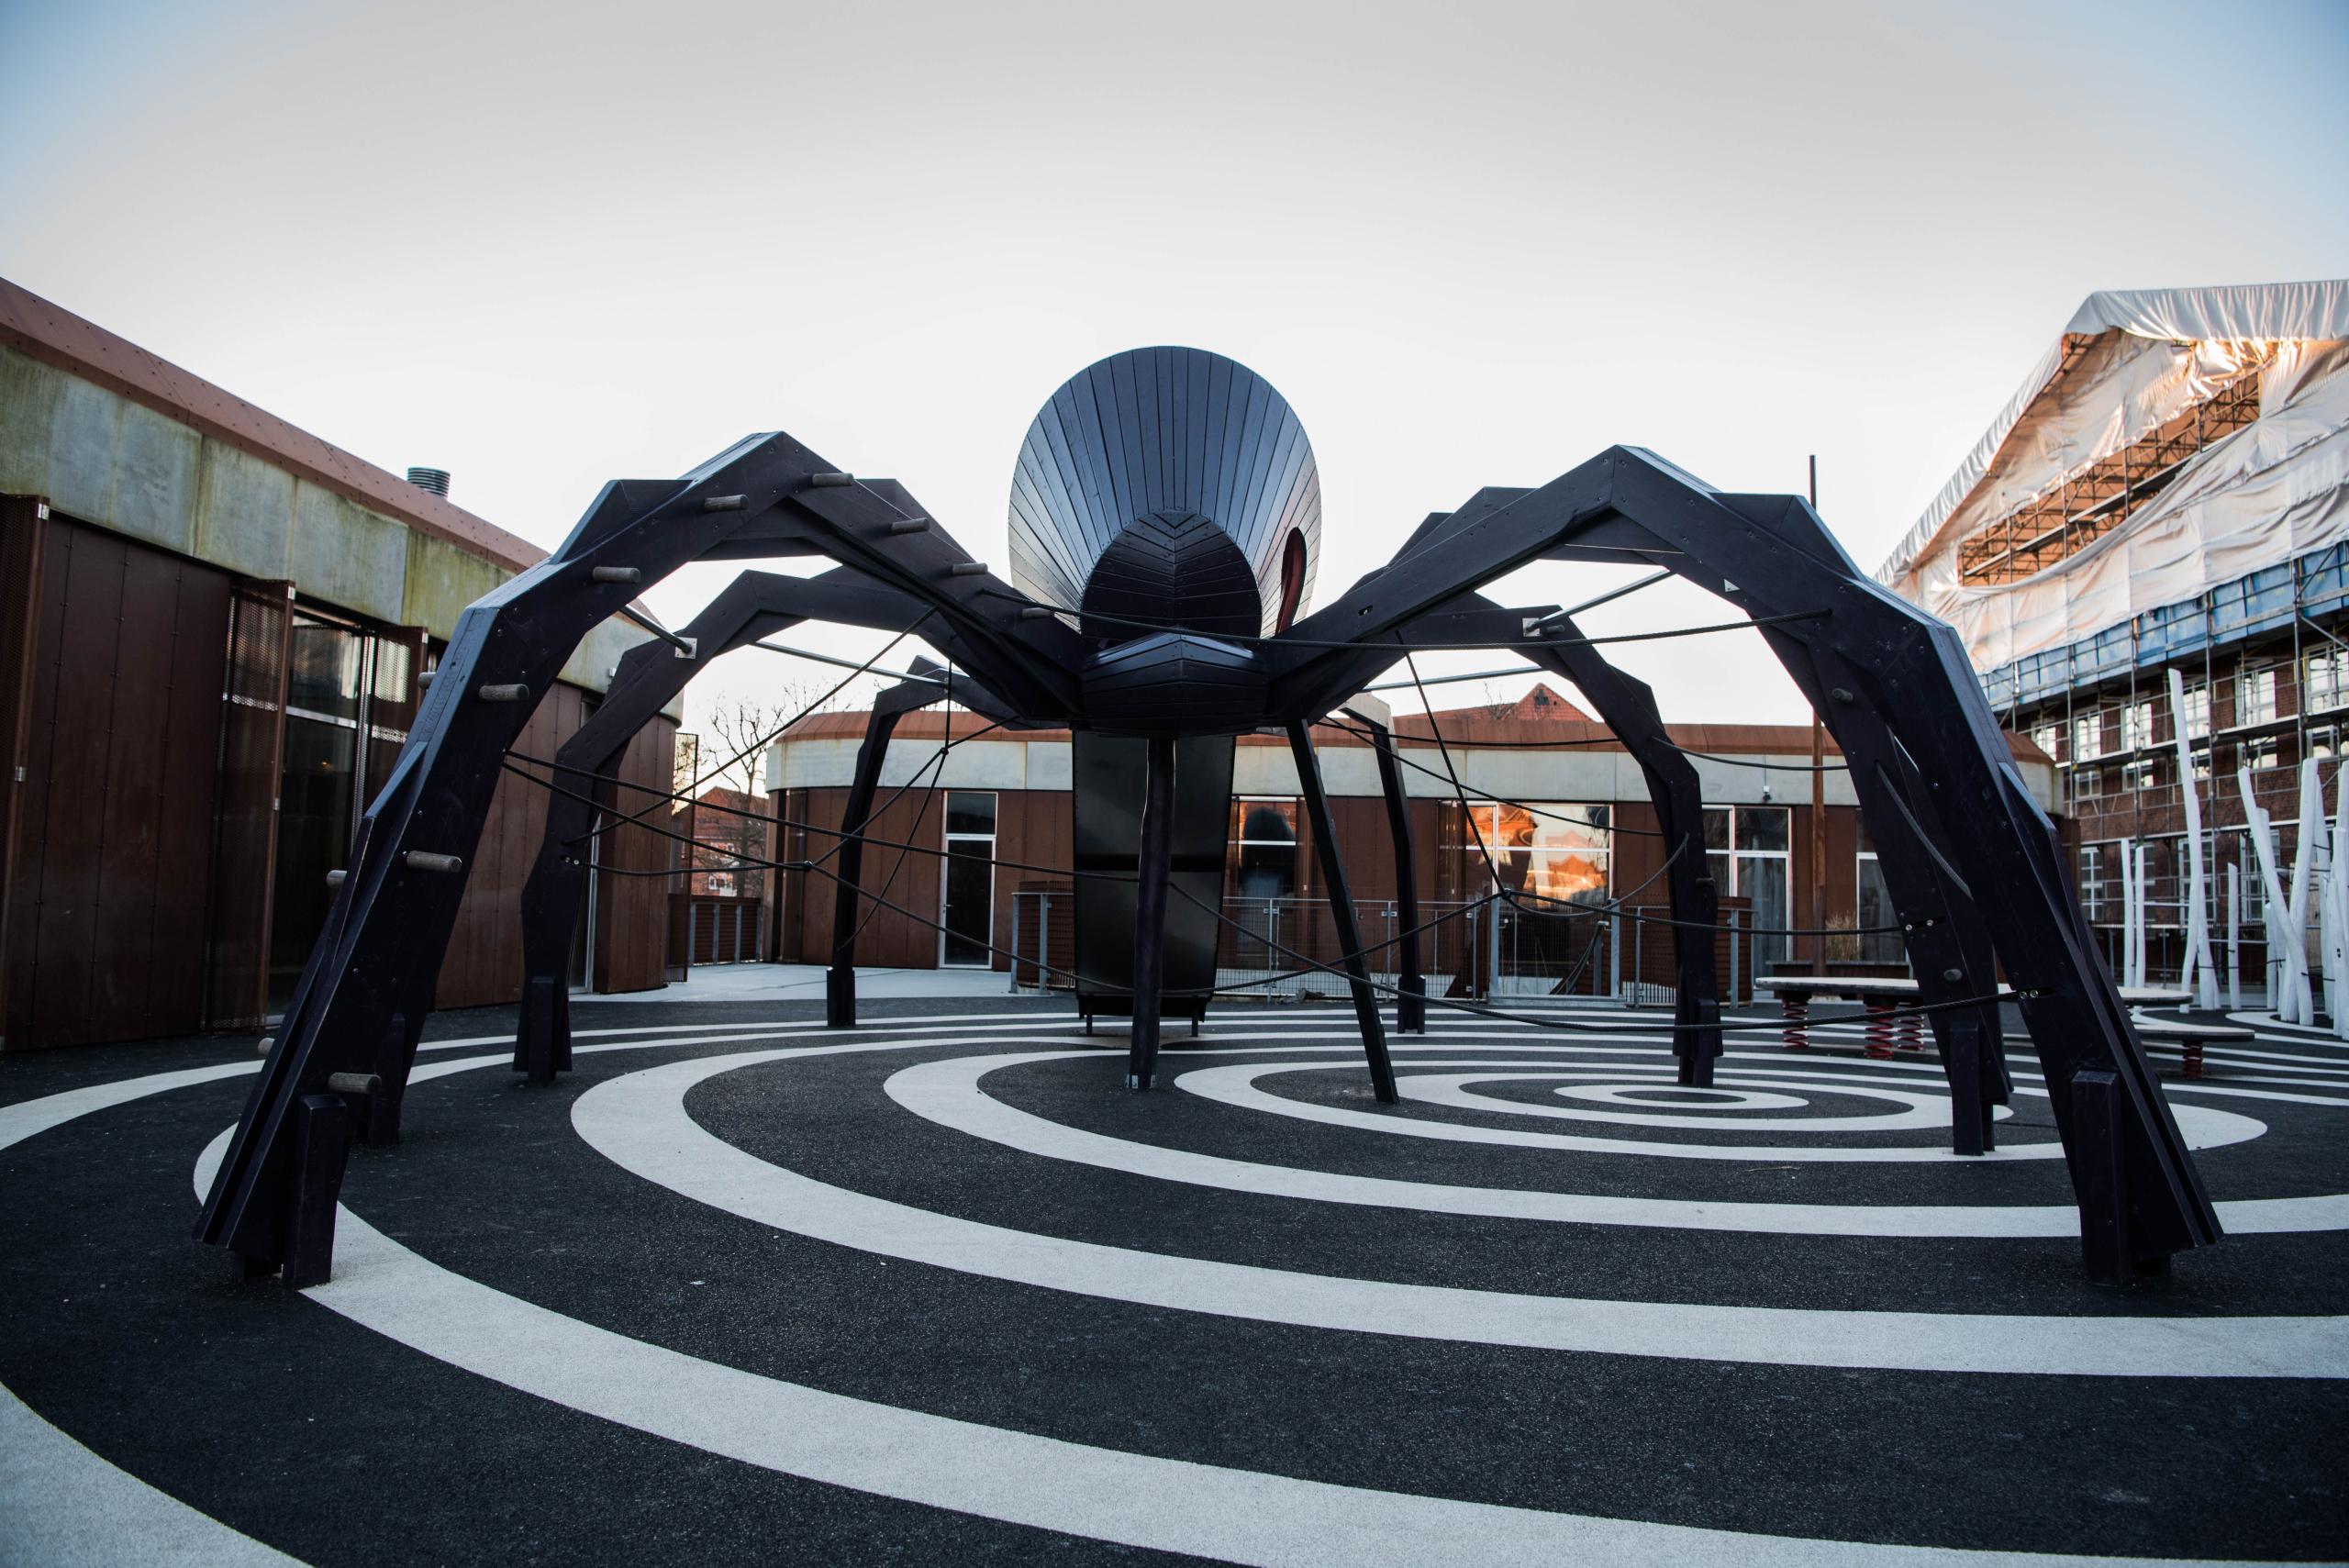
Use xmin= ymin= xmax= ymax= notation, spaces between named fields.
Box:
xmin=1854 ymin=845 xmax=1901 ymax=965
xmin=2177 ymin=681 xmax=2210 ymax=740
xmin=2073 ymin=713 xmax=2105 ymax=761
xmin=940 ymin=790 xmax=996 ymax=967
xmin=269 ymin=613 xmax=417 ymax=1005
xmin=1703 ymin=806 xmax=1791 ymax=965
xmin=2308 ymin=649 xmax=2349 ymax=715
xmin=1230 ymin=798 xmax=1300 ymax=902
xmin=2237 ymin=664 xmax=2279 ymax=727
xmin=2121 ymin=699 xmax=2154 ymax=752
xmin=1463 ymin=801 xmax=1609 ymax=906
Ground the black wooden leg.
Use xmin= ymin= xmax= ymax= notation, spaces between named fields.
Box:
xmin=283 ymin=1094 xmax=353 ymax=1289
xmin=362 ymin=1011 xmax=416 ymax=1146
xmin=1289 ymin=721 xmax=1398 ymax=1104
xmin=1128 ymin=735 xmax=1176 ymax=1090
xmin=828 ymin=706 xmax=904 ymax=1029
xmin=2072 ymin=1068 xmax=2130 ymax=1284
xmin=521 ymin=977 xmax=562 ymax=1084
xmin=1360 ymin=713 xmax=1427 ymax=1034
xmin=1945 ymin=1016 xmax=1987 ymax=1157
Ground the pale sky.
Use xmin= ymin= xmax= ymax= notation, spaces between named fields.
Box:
xmin=5 ymin=0 xmax=2345 ymax=737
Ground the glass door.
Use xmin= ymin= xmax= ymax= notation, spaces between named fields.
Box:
xmin=941 ymin=791 xmax=997 ymax=966
xmin=265 ymin=612 xmax=419 ymax=1006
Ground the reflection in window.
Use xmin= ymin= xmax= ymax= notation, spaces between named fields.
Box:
xmin=1230 ymin=798 xmax=1299 ymax=902
xmin=1703 ymin=805 xmax=1791 ymax=965
xmin=1462 ymin=801 xmax=1609 ymax=906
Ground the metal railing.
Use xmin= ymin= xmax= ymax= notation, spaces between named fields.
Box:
xmin=1006 ymin=890 xmax=1757 ymax=1007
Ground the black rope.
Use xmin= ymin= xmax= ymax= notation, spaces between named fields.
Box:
xmin=570 ymin=611 xmax=939 ymax=850
xmin=503 ymin=753 xmax=2005 ymax=1033
xmin=1319 ymin=709 xmax=1849 ymax=773
xmin=978 ymin=585 xmax=1828 ymax=651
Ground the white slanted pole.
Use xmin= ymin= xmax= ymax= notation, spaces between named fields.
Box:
xmin=2117 ymin=836 xmax=2138 ymax=988
xmin=2135 ymin=840 xmax=2152 ymax=990
xmin=2331 ymin=769 xmax=2349 ymax=1038
xmin=2227 ymin=860 xmax=2243 ymax=1011
xmin=2241 ymin=765 xmax=2301 ymax=1020
xmin=2288 ymin=757 xmax=2322 ymax=1025
xmin=2168 ymin=671 xmax=2220 ymax=1007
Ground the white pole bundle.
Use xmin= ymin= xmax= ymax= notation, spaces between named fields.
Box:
xmin=2329 ymin=768 xmax=2349 ymax=1038
xmin=2288 ymin=756 xmax=2322 ymax=1025
xmin=2241 ymin=764 xmax=2305 ymax=1021
xmin=2227 ymin=861 xmax=2243 ymax=1012
xmin=2167 ymin=671 xmax=2220 ymax=1007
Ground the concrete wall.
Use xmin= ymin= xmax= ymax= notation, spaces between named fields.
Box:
xmin=0 ymin=342 xmax=657 ymax=696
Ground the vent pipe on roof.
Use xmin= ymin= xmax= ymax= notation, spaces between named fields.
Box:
xmin=406 ymin=466 xmax=451 ymax=497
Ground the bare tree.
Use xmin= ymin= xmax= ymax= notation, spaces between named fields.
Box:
xmin=683 ymin=685 xmax=822 ymax=899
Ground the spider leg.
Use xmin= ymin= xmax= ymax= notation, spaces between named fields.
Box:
xmin=1265 ymin=447 xmax=2214 ymax=1277
xmin=1340 ymin=708 xmax=1425 ymax=1034
xmin=195 ymin=435 xmax=1068 ymax=1283
xmin=1287 ymin=719 xmax=1398 ymax=1102
xmin=514 ymin=564 xmax=988 ymax=1081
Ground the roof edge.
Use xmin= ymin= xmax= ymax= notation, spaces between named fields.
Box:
xmin=0 ymin=275 xmax=545 ymax=574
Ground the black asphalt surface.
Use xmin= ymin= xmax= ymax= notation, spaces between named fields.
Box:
xmin=2 ymin=995 xmax=2343 ymax=1564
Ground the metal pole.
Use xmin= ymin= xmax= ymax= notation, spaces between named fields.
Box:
xmin=1008 ymin=891 xmax=1022 ymax=994
xmin=1729 ymin=908 xmax=1742 ymax=1008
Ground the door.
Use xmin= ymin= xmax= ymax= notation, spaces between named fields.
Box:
xmin=941 ymin=791 xmax=996 ymax=966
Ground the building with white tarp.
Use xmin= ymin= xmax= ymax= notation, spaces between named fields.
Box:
xmin=1878 ymin=280 xmax=2349 ymax=1004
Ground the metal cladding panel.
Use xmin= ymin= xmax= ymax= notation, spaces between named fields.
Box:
xmin=1069 ymin=731 xmax=1233 ymax=1015
xmin=1008 ymin=347 xmax=1320 ymax=637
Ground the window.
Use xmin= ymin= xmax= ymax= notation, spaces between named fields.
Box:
xmin=2077 ymin=843 xmax=2110 ymax=923
xmin=2241 ymin=736 xmax=2280 ymax=773
xmin=1463 ymin=801 xmax=1610 ymax=905
xmin=268 ymin=612 xmax=419 ymax=1006
xmin=2073 ymin=714 xmax=2105 ymax=761
xmin=2310 ymin=725 xmax=2342 ymax=763
xmin=2031 ymin=722 xmax=2063 ymax=762
xmin=1703 ymin=805 xmax=1791 ymax=967
xmin=2177 ymin=681 xmax=2210 ymax=741
xmin=2237 ymin=664 xmax=2279 ymax=728
xmin=1854 ymin=847 xmax=1902 ymax=965
xmin=2073 ymin=766 xmax=2103 ymax=801
xmin=2308 ymin=648 xmax=2349 ymax=715
xmin=1230 ymin=798 xmax=1299 ymax=902
xmin=939 ymin=791 xmax=997 ymax=966
xmin=2122 ymin=758 xmax=2157 ymax=793
xmin=2121 ymin=700 xmax=2154 ymax=753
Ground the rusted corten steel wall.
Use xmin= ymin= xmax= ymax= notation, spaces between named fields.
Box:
xmin=1 ymin=506 xmax=231 ymax=1049
xmin=435 ymin=678 xmax=675 ymax=1007
xmin=0 ymin=507 xmax=678 ymax=1050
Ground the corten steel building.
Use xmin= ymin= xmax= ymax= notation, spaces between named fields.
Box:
xmin=761 ymin=684 xmax=2059 ymax=996
xmin=1878 ymin=282 xmax=2349 ymax=991
xmin=0 ymin=279 xmax=679 ymax=1052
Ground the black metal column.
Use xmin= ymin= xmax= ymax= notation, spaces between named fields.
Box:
xmin=1126 ymin=734 xmax=1177 ymax=1089
xmin=828 ymin=706 xmax=908 ymax=1029
xmin=1289 ymin=719 xmax=1399 ymax=1103
xmin=1353 ymin=710 xmax=1426 ymax=1033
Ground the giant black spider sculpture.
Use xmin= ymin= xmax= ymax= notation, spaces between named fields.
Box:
xmin=196 ymin=347 xmax=2217 ymax=1288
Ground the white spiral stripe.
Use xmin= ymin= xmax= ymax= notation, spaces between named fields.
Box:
xmin=572 ymin=1045 xmax=2349 ymax=1377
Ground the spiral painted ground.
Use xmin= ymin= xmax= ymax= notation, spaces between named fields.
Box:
xmin=3 ymin=997 xmax=2345 ymax=1563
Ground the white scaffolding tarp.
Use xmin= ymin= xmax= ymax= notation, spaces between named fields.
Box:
xmin=1876 ymin=282 xmax=2349 ymax=671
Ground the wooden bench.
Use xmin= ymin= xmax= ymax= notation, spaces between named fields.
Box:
xmin=2129 ymin=1012 xmax=2254 ymax=1079
xmin=1752 ymin=976 xmax=1962 ymax=1059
